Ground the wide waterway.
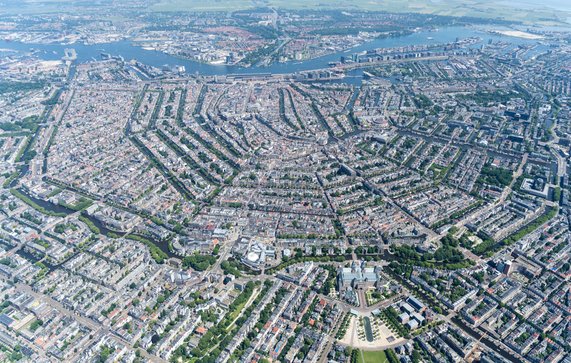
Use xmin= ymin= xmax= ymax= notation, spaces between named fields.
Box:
xmin=0 ymin=26 xmax=547 ymax=76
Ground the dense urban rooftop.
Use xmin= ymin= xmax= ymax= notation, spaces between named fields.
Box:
xmin=0 ymin=3 xmax=571 ymax=363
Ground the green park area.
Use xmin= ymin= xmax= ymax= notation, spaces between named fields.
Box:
xmin=358 ymin=350 xmax=387 ymax=363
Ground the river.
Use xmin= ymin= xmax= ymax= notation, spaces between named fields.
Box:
xmin=0 ymin=26 xmax=546 ymax=76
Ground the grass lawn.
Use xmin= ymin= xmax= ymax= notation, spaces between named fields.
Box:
xmin=227 ymin=299 xmax=248 ymax=322
xmin=362 ymin=350 xmax=388 ymax=363
xmin=225 ymin=288 xmax=258 ymax=330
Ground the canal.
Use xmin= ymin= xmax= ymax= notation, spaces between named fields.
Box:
xmin=16 ymin=189 xmax=175 ymax=259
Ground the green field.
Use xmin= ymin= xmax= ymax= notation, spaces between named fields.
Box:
xmin=4 ymin=0 xmax=570 ymax=26
xmin=149 ymin=0 xmax=571 ymax=26
xmin=358 ymin=350 xmax=388 ymax=363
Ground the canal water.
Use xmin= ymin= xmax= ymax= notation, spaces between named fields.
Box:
xmin=16 ymin=189 xmax=174 ymax=258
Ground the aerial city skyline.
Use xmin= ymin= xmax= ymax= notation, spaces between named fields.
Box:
xmin=0 ymin=1 xmax=570 ymax=362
